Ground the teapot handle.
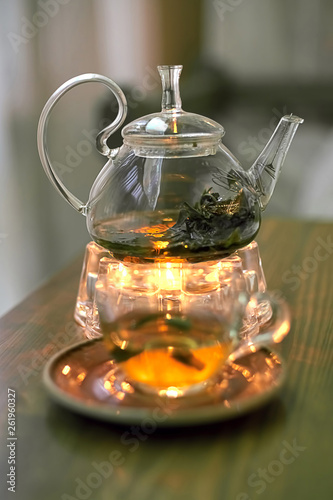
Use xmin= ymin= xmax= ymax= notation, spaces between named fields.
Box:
xmin=37 ymin=73 xmax=127 ymax=214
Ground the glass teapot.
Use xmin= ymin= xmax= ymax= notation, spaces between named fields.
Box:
xmin=38 ymin=65 xmax=303 ymax=262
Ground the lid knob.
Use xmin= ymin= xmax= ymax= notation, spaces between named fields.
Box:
xmin=158 ymin=65 xmax=183 ymax=112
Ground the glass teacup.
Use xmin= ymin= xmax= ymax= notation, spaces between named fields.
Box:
xmin=94 ymin=262 xmax=290 ymax=397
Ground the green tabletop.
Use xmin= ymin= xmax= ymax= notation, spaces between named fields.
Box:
xmin=0 ymin=218 xmax=332 ymax=500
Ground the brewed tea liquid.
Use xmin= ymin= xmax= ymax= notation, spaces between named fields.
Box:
xmin=93 ymin=206 xmax=259 ymax=262
xmin=93 ymin=210 xmax=178 ymax=261
xmin=103 ymin=311 xmax=232 ymax=390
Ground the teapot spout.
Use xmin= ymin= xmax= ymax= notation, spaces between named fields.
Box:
xmin=248 ymin=114 xmax=304 ymax=210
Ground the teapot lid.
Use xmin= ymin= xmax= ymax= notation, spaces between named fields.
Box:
xmin=122 ymin=65 xmax=224 ymax=158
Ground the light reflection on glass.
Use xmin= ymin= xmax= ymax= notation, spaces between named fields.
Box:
xmin=62 ymin=365 xmax=71 ymax=376
xmin=158 ymin=386 xmax=183 ymax=398
xmin=77 ymin=372 xmax=86 ymax=383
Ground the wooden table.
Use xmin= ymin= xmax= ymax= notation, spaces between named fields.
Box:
xmin=0 ymin=219 xmax=332 ymax=500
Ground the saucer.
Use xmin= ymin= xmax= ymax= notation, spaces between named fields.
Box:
xmin=43 ymin=339 xmax=285 ymax=426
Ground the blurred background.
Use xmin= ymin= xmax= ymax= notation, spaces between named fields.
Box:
xmin=1 ymin=0 xmax=333 ymax=317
